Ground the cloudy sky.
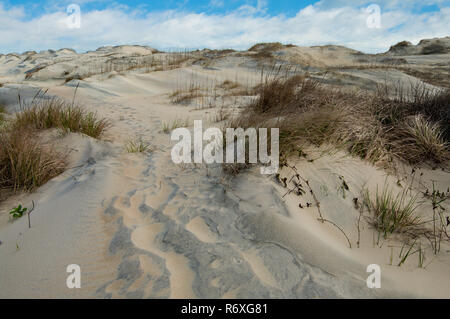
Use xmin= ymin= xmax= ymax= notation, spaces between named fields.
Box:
xmin=0 ymin=0 xmax=448 ymax=54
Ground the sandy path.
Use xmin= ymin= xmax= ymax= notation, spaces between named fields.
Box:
xmin=52 ymin=71 xmax=384 ymax=299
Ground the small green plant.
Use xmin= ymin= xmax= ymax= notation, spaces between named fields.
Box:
xmin=398 ymin=239 xmax=417 ymax=267
xmin=9 ymin=204 xmax=27 ymax=219
xmin=363 ymin=183 xmax=421 ymax=239
xmin=125 ymin=139 xmax=151 ymax=153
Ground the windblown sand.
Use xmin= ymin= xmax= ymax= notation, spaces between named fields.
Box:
xmin=0 ymin=43 xmax=449 ymax=298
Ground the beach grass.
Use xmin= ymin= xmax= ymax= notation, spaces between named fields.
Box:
xmin=13 ymin=97 xmax=109 ymax=139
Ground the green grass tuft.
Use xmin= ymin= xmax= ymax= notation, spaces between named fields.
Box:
xmin=363 ymin=184 xmax=421 ymax=238
xmin=125 ymin=139 xmax=151 ymax=153
xmin=13 ymin=98 xmax=109 ymax=139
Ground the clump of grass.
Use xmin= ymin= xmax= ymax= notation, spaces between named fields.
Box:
xmin=376 ymin=82 xmax=450 ymax=139
xmin=227 ymin=73 xmax=351 ymax=158
xmin=218 ymin=80 xmax=241 ymax=91
xmin=228 ymin=72 xmax=449 ymax=167
xmin=248 ymin=42 xmax=284 ymax=60
xmin=215 ymin=80 xmax=254 ymax=97
xmin=0 ymin=90 xmax=108 ymax=200
xmin=13 ymin=97 xmax=109 ymax=139
xmin=125 ymin=139 xmax=151 ymax=153
xmin=162 ymin=118 xmax=189 ymax=134
xmin=0 ymin=129 xmax=66 ymax=192
xmin=362 ymin=184 xmax=421 ymax=239
xmin=396 ymin=115 xmax=448 ymax=163
xmin=362 ymin=83 xmax=450 ymax=164
xmin=249 ymin=74 xmax=320 ymax=114
xmin=170 ymin=87 xmax=204 ymax=104
xmin=421 ymin=43 xmax=446 ymax=55
xmin=248 ymin=42 xmax=285 ymax=52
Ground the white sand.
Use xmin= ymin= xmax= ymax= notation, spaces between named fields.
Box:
xmin=0 ymin=42 xmax=449 ymax=298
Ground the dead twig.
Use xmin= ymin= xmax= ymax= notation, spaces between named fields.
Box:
xmin=27 ymin=200 xmax=35 ymax=229
xmin=320 ymin=218 xmax=352 ymax=249
xmin=287 ymin=164 xmax=324 ymax=222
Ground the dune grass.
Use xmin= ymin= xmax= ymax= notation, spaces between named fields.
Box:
xmin=362 ymin=185 xmax=421 ymax=239
xmin=0 ymin=94 xmax=109 ymax=198
xmin=396 ymin=115 xmax=448 ymax=163
xmin=170 ymin=87 xmax=204 ymax=105
xmin=227 ymin=73 xmax=449 ymax=167
xmin=162 ymin=118 xmax=189 ymax=134
xmin=13 ymin=97 xmax=109 ymax=138
xmin=219 ymin=80 xmax=241 ymax=90
xmin=125 ymin=139 xmax=151 ymax=153
xmin=225 ymin=71 xmax=449 ymax=253
xmin=0 ymin=129 xmax=66 ymax=192
xmin=248 ymin=42 xmax=285 ymax=60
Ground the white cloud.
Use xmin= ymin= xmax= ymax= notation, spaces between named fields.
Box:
xmin=209 ymin=0 xmax=224 ymax=8
xmin=316 ymin=0 xmax=447 ymax=10
xmin=0 ymin=1 xmax=448 ymax=54
xmin=238 ymin=0 xmax=268 ymax=15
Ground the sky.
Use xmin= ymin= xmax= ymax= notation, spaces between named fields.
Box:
xmin=0 ymin=0 xmax=448 ymax=54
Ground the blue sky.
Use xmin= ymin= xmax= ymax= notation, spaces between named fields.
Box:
xmin=2 ymin=0 xmax=446 ymax=16
xmin=2 ymin=0 xmax=319 ymax=16
xmin=0 ymin=0 xmax=448 ymax=53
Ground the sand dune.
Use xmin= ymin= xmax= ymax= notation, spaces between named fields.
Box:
xmin=0 ymin=40 xmax=449 ymax=298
